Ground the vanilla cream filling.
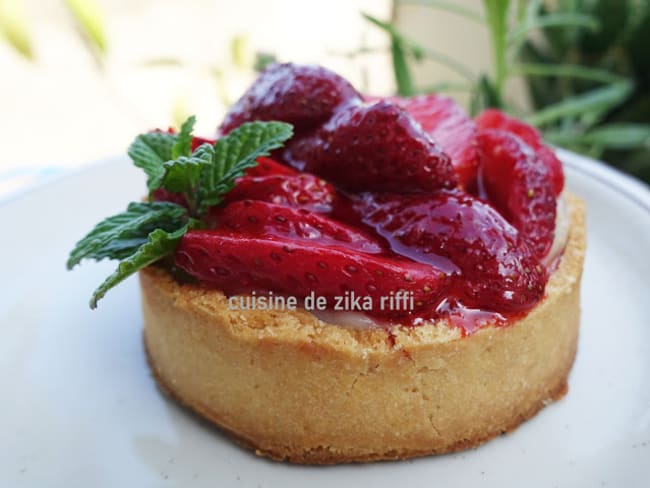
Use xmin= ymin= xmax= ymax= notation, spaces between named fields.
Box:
xmin=543 ymin=193 xmax=570 ymax=270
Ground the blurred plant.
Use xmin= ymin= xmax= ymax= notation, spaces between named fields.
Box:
xmin=521 ymin=0 xmax=650 ymax=182
xmin=141 ymin=33 xmax=274 ymax=128
xmin=64 ymin=0 xmax=107 ymax=65
xmin=0 ymin=0 xmax=34 ymax=59
xmin=363 ymin=0 xmax=650 ymax=184
xmin=0 ymin=0 xmax=107 ymax=64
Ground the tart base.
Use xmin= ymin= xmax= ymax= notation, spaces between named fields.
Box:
xmin=140 ymin=194 xmax=586 ymax=464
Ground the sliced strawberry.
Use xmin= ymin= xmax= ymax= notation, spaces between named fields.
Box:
xmin=151 ymin=157 xmax=297 ymax=208
xmin=151 ymin=188 xmax=189 ymax=208
xmin=190 ymin=135 xmax=215 ymax=152
xmin=476 ymin=109 xmax=564 ymax=195
xmin=284 ymin=101 xmax=457 ymax=193
xmin=217 ymin=200 xmax=384 ymax=254
xmin=175 ymin=230 xmax=445 ymax=319
xmin=477 ymin=130 xmax=556 ymax=258
xmin=359 ymin=190 xmax=546 ymax=312
xmin=246 ymin=156 xmax=297 ymax=177
xmin=219 ymin=63 xmax=361 ymax=134
xmin=377 ymin=94 xmax=481 ymax=190
xmin=222 ymin=173 xmax=337 ymax=213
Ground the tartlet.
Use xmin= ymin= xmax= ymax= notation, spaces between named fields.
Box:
xmin=141 ymin=194 xmax=584 ymax=464
xmin=68 ymin=62 xmax=586 ymax=465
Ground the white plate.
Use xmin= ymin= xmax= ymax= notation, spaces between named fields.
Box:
xmin=1 ymin=151 xmax=649 ymax=488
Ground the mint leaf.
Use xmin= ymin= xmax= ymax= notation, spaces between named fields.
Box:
xmin=154 ymin=143 xmax=214 ymax=194
xmin=171 ymin=115 xmax=196 ymax=159
xmin=89 ymin=225 xmax=188 ymax=309
xmin=67 ymin=201 xmax=187 ymax=269
xmin=198 ymin=121 xmax=293 ymax=211
xmin=128 ymin=131 xmax=177 ymax=191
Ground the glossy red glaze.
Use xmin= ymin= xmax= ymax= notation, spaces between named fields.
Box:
xmin=152 ymin=66 xmax=566 ymax=333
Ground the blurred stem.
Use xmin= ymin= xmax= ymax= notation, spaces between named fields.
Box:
xmin=64 ymin=0 xmax=107 ymax=67
xmin=0 ymin=0 xmax=34 ymax=60
xmin=527 ymin=81 xmax=633 ymax=126
xmin=510 ymin=63 xmax=624 ymax=83
xmin=482 ymin=0 xmax=510 ymax=97
xmin=364 ymin=12 xmax=475 ymax=88
xmin=508 ymin=12 xmax=599 ymax=47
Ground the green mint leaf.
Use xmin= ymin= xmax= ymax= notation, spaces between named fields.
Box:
xmin=198 ymin=121 xmax=293 ymax=211
xmin=89 ymin=225 xmax=188 ymax=309
xmin=128 ymin=131 xmax=177 ymax=191
xmin=171 ymin=115 xmax=196 ymax=159
xmin=154 ymin=143 xmax=214 ymax=194
xmin=67 ymin=201 xmax=188 ymax=269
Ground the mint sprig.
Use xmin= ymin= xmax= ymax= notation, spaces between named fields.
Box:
xmin=153 ymin=143 xmax=214 ymax=195
xmin=68 ymin=116 xmax=293 ymax=308
xmin=90 ymin=225 xmax=190 ymax=309
xmin=171 ymin=115 xmax=195 ymax=159
xmin=67 ymin=201 xmax=188 ymax=269
xmin=198 ymin=121 xmax=293 ymax=212
xmin=128 ymin=131 xmax=177 ymax=191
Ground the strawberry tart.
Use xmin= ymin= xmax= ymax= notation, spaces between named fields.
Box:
xmin=69 ymin=63 xmax=586 ymax=464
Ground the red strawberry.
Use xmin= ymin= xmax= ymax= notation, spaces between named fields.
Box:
xmin=190 ymin=135 xmax=215 ymax=152
xmin=151 ymin=157 xmax=297 ymax=208
xmin=284 ymin=101 xmax=457 ymax=193
xmin=223 ymin=173 xmax=337 ymax=213
xmin=476 ymin=109 xmax=564 ymax=195
xmin=219 ymin=63 xmax=361 ymax=134
xmin=175 ymin=230 xmax=445 ymax=319
xmin=375 ymin=94 xmax=481 ymax=190
xmin=477 ymin=130 xmax=556 ymax=258
xmin=151 ymin=188 xmax=189 ymax=207
xmin=359 ymin=190 xmax=546 ymax=312
xmin=217 ymin=200 xmax=384 ymax=254
xmin=245 ymin=156 xmax=297 ymax=177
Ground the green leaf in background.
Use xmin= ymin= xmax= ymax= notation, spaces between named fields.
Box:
xmin=510 ymin=62 xmax=623 ymax=84
xmin=254 ymin=52 xmax=278 ymax=72
xmin=526 ymin=80 xmax=633 ymax=126
xmin=67 ymin=201 xmax=188 ymax=270
xmin=0 ymin=0 xmax=34 ymax=60
xmin=64 ymin=0 xmax=107 ymax=59
xmin=128 ymin=131 xmax=177 ymax=191
xmin=171 ymin=114 xmax=196 ymax=159
xmin=363 ymin=13 xmax=415 ymax=96
xmin=362 ymin=12 xmax=474 ymax=94
xmin=471 ymin=74 xmax=503 ymax=115
xmin=157 ymin=143 xmax=214 ymax=194
xmin=508 ymin=12 xmax=599 ymax=49
xmin=391 ymin=39 xmax=415 ymax=96
xmin=198 ymin=121 xmax=293 ymax=211
xmin=89 ymin=224 xmax=189 ymax=309
xmin=545 ymin=123 xmax=650 ymax=149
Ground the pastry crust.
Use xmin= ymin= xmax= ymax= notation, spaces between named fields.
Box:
xmin=140 ymin=193 xmax=586 ymax=464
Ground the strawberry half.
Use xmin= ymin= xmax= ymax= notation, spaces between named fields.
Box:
xmin=284 ymin=101 xmax=457 ymax=193
xmin=375 ymin=94 xmax=481 ymax=190
xmin=477 ymin=130 xmax=557 ymax=258
xmin=152 ymin=157 xmax=297 ymax=208
xmin=190 ymin=135 xmax=215 ymax=152
xmin=245 ymin=156 xmax=297 ymax=178
xmin=476 ymin=109 xmax=564 ymax=196
xmin=222 ymin=173 xmax=337 ymax=213
xmin=175 ymin=230 xmax=445 ymax=319
xmin=359 ymin=190 xmax=546 ymax=312
xmin=219 ymin=63 xmax=361 ymax=134
xmin=217 ymin=200 xmax=384 ymax=254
